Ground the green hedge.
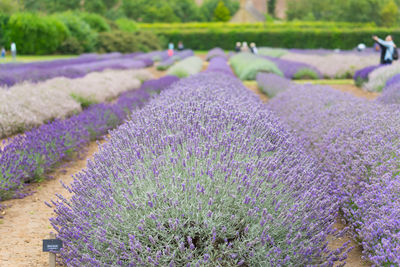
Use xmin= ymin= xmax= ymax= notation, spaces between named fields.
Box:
xmin=6 ymin=13 xmax=68 ymax=54
xmin=151 ymin=28 xmax=400 ymax=50
xmin=97 ymin=31 xmax=161 ymax=53
xmin=138 ymin=21 xmax=377 ymax=30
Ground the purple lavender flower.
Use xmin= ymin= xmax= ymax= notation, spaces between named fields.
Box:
xmin=51 ymin=71 xmax=345 ymax=266
xmin=268 ymin=84 xmax=400 ymax=266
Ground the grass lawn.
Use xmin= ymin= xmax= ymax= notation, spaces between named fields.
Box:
xmin=194 ymin=50 xmax=209 ymax=56
xmin=0 ymin=55 xmax=77 ymax=63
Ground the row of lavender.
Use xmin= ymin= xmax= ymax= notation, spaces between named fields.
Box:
xmin=50 ymin=59 xmax=347 ymax=265
xmin=0 ymin=51 xmax=169 ymax=87
xmin=0 ymin=69 xmax=152 ymax=138
xmin=229 ymin=52 xmax=322 ymax=81
xmin=354 ymin=63 xmax=400 ymax=104
xmin=0 ymin=76 xmax=179 ymax=205
xmin=257 ymin=74 xmax=399 ymax=265
xmin=157 ymin=50 xmax=194 ymax=70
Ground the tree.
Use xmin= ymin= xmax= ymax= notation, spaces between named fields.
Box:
xmin=380 ymin=0 xmax=399 ymax=27
xmin=268 ymin=0 xmax=276 ymax=16
xmin=201 ymin=0 xmax=239 ymax=21
xmin=213 ymin=0 xmax=231 ymax=22
xmin=0 ymin=0 xmax=21 ymax=14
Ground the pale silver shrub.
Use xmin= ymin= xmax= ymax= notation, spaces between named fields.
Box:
xmin=0 ymin=69 xmax=153 ymax=138
xmin=281 ymin=53 xmax=379 ymax=78
xmin=363 ymin=63 xmax=400 ymax=92
xmin=0 ymin=85 xmax=80 ymax=137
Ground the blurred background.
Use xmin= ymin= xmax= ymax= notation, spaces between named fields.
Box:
xmin=0 ymin=0 xmax=399 ymax=57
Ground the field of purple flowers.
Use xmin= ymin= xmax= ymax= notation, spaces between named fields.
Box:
xmin=1 ymin=47 xmax=399 ymax=266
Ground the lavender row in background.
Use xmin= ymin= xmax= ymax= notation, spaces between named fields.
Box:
xmin=0 ymin=51 xmax=168 ymax=87
xmin=156 ymin=50 xmax=194 ymax=70
xmin=0 ymin=75 xmax=179 ymax=203
xmin=261 ymin=55 xmax=322 ymax=79
xmin=206 ymin=47 xmax=227 ymax=61
xmin=51 ymin=71 xmax=346 ymax=266
xmin=267 ymin=85 xmax=400 ymax=266
xmin=256 ymin=72 xmax=293 ymax=98
xmin=0 ymin=69 xmax=152 ymax=138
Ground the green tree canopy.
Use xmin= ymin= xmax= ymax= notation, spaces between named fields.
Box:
xmin=213 ymin=1 xmax=231 ymax=22
xmin=286 ymin=0 xmax=400 ymax=26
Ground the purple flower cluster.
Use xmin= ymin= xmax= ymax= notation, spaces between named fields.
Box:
xmin=376 ymin=83 xmax=400 ymax=105
xmin=206 ymin=47 xmax=227 ymax=61
xmin=51 ymin=71 xmax=347 ymax=266
xmin=385 ymin=73 xmax=400 ymax=88
xmin=268 ymin=85 xmax=400 ymax=266
xmin=0 ymin=52 xmax=161 ymax=87
xmin=256 ymin=72 xmax=292 ymax=98
xmin=0 ymin=76 xmax=178 ymax=202
xmin=204 ymin=56 xmax=234 ymax=76
xmin=157 ymin=50 xmax=194 ymax=70
xmin=353 ymin=65 xmax=382 ymax=85
xmin=261 ymin=55 xmax=322 ymax=79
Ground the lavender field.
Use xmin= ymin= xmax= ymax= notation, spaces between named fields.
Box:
xmin=1 ymin=47 xmax=399 ymax=266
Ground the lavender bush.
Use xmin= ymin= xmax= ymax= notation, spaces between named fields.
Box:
xmin=206 ymin=47 xmax=227 ymax=61
xmin=0 ymin=69 xmax=151 ymax=138
xmin=167 ymin=56 xmax=203 ymax=78
xmin=157 ymin=50 xmax=194 ymax=71
xmin=51 ymin=72 xmax=347 ymax=266
xmin=230 ymin=53 xmax=283 ymax=80
xmin=0 ymin=76 xmax=178 ymax=202
xmin=256 ymin=73 xmax=293 ymax=98
xmin=363 ymin=63 xmax=400 ymax=92
xmin=385 ymin=73 xmax=400 ymax=88
xmin=376 ymin=83 xmax=400 ymax=104
xmin=261 ymin=55 xmax=322 ymax=79
xmin=257 ymin=47 xmax=288 ymax=58
xmin=268 ymin=85 xmax=400 ymax=266
xmin=353 ymin=65 xmax=382 ymax=86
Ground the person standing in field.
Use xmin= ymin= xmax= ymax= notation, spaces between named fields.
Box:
xmin=10 ymin=42 xmax=16 ymax=61
xmin=373 ymin=35 xmax=396 ymax=65
xmin=235 ymin=42 xmax=241 ymax=52
xmin=1 ymin=47 xmax=5 ymax=59
xmin=168 ymin=42 xmax=174 ymax=57
xmin=250 ymin=42 xmax=258 ymax=54
xmin=178 ymin=41 xmax=184 ymax=51
xmin=242 ymin=42 xmax=249 ymax=52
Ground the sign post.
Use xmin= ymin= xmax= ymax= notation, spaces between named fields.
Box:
xmin=43 ymin=233 xmax=62 ymax=267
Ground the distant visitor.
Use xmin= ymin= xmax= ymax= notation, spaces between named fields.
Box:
xmin=373 ymin=35 xmax=397 ymax=65
xmin=235 ymin=42 xmax=241 ymax=52
xmin=1 ymin=47 xmax=5 ymax=59
xmin=10 ymin=42 xmax=16 ymax=61
xmin=250 ymin=42 xmax=258 ymax=54
xmin=178 ymin=41 xmax=184 ymax=51
xmin=168 ymin=42 xmax=174 ymax=57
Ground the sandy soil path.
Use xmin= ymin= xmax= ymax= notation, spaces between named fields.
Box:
xmin=0 ymin=141 xmax=103 ymax=267
xmin=329 ymin=84 xmax=379 ymax=100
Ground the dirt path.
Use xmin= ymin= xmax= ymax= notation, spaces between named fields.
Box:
xmin=0 ymin=141 xmax=104 ymax=267
xmin=329 ymin=84 xmax=379 ymax=100
xmin=243 ymin=81 xmax=268 ymax=102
